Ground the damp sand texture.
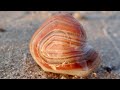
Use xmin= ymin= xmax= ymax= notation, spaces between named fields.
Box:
xmin=0 ymin=11 xmax=120 ymax=79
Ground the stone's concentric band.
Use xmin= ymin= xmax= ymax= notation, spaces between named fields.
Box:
xmin=29 ymin=13 xmax=101 ymax=77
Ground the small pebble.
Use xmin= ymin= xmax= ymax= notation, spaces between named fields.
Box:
xmin=0 ymin=28 xmax=6 ymax=32
xmin=73 ymin=12 xmax=86 ymax=20
xmin=92 ymin=73 xmax=97 ymax=78
xmin=103 ymin=66 xmax=112 ymax=73
xmin=60 ymin=76 xmax=67 ymax=79
xmin=72 ymin=75 xmax=80 ymax=79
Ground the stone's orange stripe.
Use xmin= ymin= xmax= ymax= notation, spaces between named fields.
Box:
xmin=39 ymin=58 xmax=83 ymax=70
xmin=34 ymin=26 xmax=85 ymax=55
xmin=33 ymin=20 xmax=85 ymax=44
xmin=39 ymin=52 xmax=98 ymax=70
xmin=38 ymin=13 xmax=81 ymax=31
xmin=31 ymin=34 xmax=98 ymax=70
xmin=37 ymin=47 xmax=98 ymax=70
xmin=32 ymin=41 xmax=39 ymax=58
xmin=40 ymin=33 xmax=83 ymax=46
xmin=56 ymin=63 xmax=83 ymax=70
xmin=31 ymin=14 xmax=82 ymax=42
xmin=42 ymin=39 xmax=81 ymax=51
xmin=31 ymin=16 xmax=86 ymax=44
xmin=43 ymin=51 xmax=83 ymax=56
xmin=40 ymin=60 xmax=53 ymax=69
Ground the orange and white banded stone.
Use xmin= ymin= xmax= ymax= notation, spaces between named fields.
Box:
xmin=29 ymin=13 xmax=101 ymax=77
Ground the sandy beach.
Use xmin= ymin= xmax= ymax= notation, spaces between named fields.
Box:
xmin=0 ymin=11 xmax=120 ymax=79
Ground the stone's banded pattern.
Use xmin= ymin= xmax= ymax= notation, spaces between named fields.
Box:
xmin=29 ymin=13 xmax=100 ymax=76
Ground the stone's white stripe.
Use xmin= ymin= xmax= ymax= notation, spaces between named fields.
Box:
xmin=32 ymin=19 xmax=86 ymax=48
xmin=39 ymin=30 xmax=84 ymax=48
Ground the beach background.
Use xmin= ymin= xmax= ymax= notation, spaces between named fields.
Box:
xmin=0 ymin=11 xmax=120 ymax=79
